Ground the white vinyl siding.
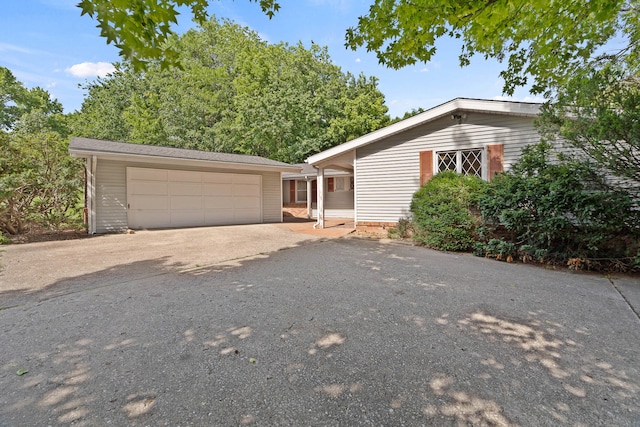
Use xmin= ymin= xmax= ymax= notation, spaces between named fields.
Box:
xmin=95 ymin=160 xmax=128 ymax=233
xmin=325 ymin=188 xmax=354 ymax=210
xmin=94 ymin=159 xmax=281 ymax=233
xmin=261 ymin=171 xmax=282 ymax=223
xmin=355 ymin=112 xmax=540 ymax=223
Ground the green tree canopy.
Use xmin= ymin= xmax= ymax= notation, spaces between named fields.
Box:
xmin=77 ymin=0 xmax=280 ymax=69
xmin=346 ymin=0 xmax=639 ymax=96
xmin=72 ymin=18 xmax=389 ymax=163
xmin=537 ymin=62 xmax=640 ymax=196
xmin=1 ymin=67 xmax=63 ymax=131
xmin=0 ymin=67 xmax=83 ymax=235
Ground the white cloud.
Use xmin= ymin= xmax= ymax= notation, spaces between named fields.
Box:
xmin=419 ymin=67 xmax=429 ymax=73
xmin=355 ymin=58 xmax=361 ymax=63
xmin=65 ymin=62 xmax=115 ymax=78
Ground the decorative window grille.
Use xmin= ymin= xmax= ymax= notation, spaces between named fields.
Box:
xmin=437 ymin=149 xmax=483 ymax=178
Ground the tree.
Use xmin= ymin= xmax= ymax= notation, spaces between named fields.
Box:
xmin=73 ymin=18 xmax=389 ymax=163
xmin=77 ymin=0 xmax=280 ymax=69
xmin=1 ymin=67 xmax=63 ymax=131
xmin=345 ymin=0 xmax=638 ymax=96
xmin=78 ymin=0 xmax=640 ymax=98
xmin=537 ymin=63 xmax=640 ymax=197
xmin=0 ymin=67 xmax=83 ymax=235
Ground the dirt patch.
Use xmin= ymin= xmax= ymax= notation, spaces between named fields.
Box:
xmin=2 ymin=226 xmax=89 ymax=245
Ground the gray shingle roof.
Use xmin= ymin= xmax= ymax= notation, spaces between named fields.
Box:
xmin=69 ymin=137 xmax=300 ymax=170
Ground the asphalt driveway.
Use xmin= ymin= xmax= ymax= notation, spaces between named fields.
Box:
xmin=1 ymin=233 xmax=639 ymax=426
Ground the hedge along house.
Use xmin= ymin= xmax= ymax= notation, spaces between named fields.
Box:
xmin=69 ymin=137 xmax=301 ymax=234
xmin=282 ymin=163 xmax=354 ymax=219
xmin=306 ymin=98 xmax=542 ymax=229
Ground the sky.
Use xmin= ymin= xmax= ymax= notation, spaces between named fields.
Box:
xmin=0 ymin=0 xmax=544 ymax=118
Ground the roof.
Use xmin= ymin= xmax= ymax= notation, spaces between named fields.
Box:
xmin=69 ymin=137 xmax=301 ymax=172
xmin=306 ymin=98 xmax=542 ymax=166
xmin=282 ymin=164 xmax=351 ymax=180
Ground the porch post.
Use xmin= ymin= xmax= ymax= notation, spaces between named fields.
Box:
xmin=306 ymin=179 xmax=312 ymax=219
xmin=86 ymin=155 xmax=97 ymax=234
xmin=317 ymin=167 xmax=325 ymax=229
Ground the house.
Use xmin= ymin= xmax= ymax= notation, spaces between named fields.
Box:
xmin=306 ymin=98 xmax=542 ymax=229
xmin=69 ymin=137 xmax=301 ymax=233
xmin=282 ymin=163 xmax=354 ymax=219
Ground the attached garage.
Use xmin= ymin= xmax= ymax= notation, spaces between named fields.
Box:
xmin=69 ymin=138 xmax=300 ymax=233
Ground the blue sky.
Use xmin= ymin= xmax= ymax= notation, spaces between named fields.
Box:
xmin=0 ymin=0 xmax=543 ymax=118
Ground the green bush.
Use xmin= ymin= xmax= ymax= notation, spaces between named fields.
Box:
xmin=0 ymin=231 xmax=11 ymax=244
xmin=478 ymin=142 xmax=640 ymax=266
xmin=387 ymin=217 xmax=413 ymax=239
xmin=410 ymin=171 xmax=486 ymax=251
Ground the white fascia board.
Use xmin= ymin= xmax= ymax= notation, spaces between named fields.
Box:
xmin=306 ymin=98 xmax=541 ymax=166
xmin=69 ymin=150 xmax=301 ymax=173
xmin=283 ymin=169 xmax=351 ymax=180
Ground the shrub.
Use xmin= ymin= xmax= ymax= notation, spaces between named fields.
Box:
xmin=410 ymin=171 xmax=486 ymax=251
xmin=0 ymin=231 xmax=10 ymax=244
xmin=478 ymin=142 xmax=640 ymax=267
xmin=387 ymin=217 xmax=413 ymax=239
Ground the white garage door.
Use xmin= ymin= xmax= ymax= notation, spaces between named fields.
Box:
xmin=126 ymin=167 xmax=262 ymax=229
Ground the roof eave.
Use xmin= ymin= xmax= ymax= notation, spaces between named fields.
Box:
xmin=69 ymin=149 xmax=301 ymax=173
xmin=306 ymin=98 xmax=541 ymax=166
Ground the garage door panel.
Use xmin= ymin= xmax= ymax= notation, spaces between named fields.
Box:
xmin=132 ymin=212 xmax=171 ymax=228
xmin=129 ymin=168 xmax=168 ymax=181
xmin=169 ymin=170 xmax=202 ymax=182
xmin=234 ymin=196 xmax=260 ymax=209
xmin=234 ymin=209 xmax=261 ymax=223
xmin=129 ymin=181 xmax=168 ymax=196
xmin=171 ymin=211 xmax=204 ymax=227
xmin=171 ymin=196 xmax=202 ymax=210
xmin=170 ymin=181 xmax=202 ymax=196
xmin=203 ymin=183 xmax=233 ymax=196
xmin=127 ymin=167 xmax=261 ymax=229
xmin=203 ymin=195 xmax=233 ymax=209
xmin=132 ymin=195 xmax=168 ymax=210
xmin=205 ymin=209 xmax=235 ymax=224
xmin=203 ymin=173 xmax=233 ymax=184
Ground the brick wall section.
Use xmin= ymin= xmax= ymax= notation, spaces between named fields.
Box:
xmin=356 ymin=221 xmax=398 ymax=230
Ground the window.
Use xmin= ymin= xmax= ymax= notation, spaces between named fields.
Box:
xmin=296 ymin=180 xmax=307 ymax=202
xmin=437 ymin=149 xmax=483 ymax=178
xmin=327 ymin=176 xmax=353 ymax=192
